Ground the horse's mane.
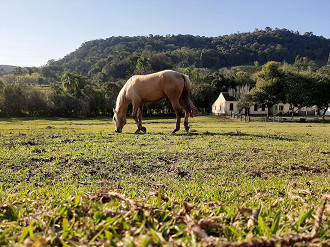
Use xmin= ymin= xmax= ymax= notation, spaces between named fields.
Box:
xmin=115 ymin=79 xmax=129 ymax=111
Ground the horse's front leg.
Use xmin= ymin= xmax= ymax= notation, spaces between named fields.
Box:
xmin=133 ymin=103 xmax=141 ymax=133
xmin=133 ymin=103 xmax=146 ymax=133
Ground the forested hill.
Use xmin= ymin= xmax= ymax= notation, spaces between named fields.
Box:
xmin=0 ymin=65 xmax=16 ymax=72
xmin=47 ymin=28 xmax=330 ymax=81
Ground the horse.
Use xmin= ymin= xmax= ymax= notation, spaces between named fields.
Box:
xmin=113 ymin=70 xmax=197 ymax=134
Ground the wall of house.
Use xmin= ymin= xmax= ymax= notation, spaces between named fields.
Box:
xmin=212 ymin=94 xmax=226 ymax=115
xmin=249 ymin=104 xmax=268 ymax=115
xmin=212 ymin=103 xmax=224 ymax=115
xmin=212 ymin=93 xmax=320 ymax=116
xmin=298 ymin=106 xmax=318 ymax=116
xmin=269 ymin=104 xmax=318 ymax=115
xmin=269 ymin=104 xmax=291 ymax=115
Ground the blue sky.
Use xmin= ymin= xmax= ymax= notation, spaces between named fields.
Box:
xmin=1 ymin=0 xmax=330 ymax=67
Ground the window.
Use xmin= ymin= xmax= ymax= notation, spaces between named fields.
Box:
xmin=254 ymin=104 xmax=258 ymax=111
xmin=279 ymin=105 xmax=284 ymax=111
xmin=230 ymin=103 xmax=234 ymax=111
xmin=262 ymin=104 xmax=266 ymax=111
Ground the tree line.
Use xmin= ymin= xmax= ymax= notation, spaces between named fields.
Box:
xmin=238 ymin=61 xmax=330 ymax=117
xmin=0 ymin=28 xmax=329 ymax=117
xmin=2 ymin=28 xmax=328 ymax=81
xmin=0 ymin=58 xmax=329 ymax=118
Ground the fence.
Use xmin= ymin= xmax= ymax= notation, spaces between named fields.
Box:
xmin=229 ymin=112 xmax=321 ymax=123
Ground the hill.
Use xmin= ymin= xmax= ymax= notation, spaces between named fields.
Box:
xmin=47 ymin=28 xmax=330 ymax=80
xmin=0 ymin=65 xmax=16 ymax=72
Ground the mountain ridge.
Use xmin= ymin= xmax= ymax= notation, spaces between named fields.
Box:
xmin=0 ymin=65 xmax=16 ymax=72
xmin=45 ymin=28 xmax=329 ymax=80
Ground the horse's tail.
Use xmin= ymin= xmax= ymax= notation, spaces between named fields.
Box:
xmin=180 ymin=74 xmax=198 ymax=117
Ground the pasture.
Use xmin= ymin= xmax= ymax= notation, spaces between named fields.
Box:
xmin=0 ymin=116 xmax=329 ymax=246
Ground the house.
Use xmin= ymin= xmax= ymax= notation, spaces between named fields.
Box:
xmin=212 ymin=92 xmax=238 ymax=115
xmin=212 ymin=92 xmax=268 ymax=115
xmin=269 ymin=104 xmax=318 ymax=115
xmin=212 ymin=92 xmax=318 ymax=116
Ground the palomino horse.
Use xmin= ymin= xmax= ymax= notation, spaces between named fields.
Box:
xmin=113 ymin=70 xmax=197 ymax=133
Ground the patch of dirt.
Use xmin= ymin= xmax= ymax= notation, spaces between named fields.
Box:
xmin=21 ymin=140 xmax=38 ymax=146
xmin=289 ymin=163 xmax=328 ymax=174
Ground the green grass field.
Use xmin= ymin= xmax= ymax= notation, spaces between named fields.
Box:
xmin=0 ymin=116 xmax=329 ymax=246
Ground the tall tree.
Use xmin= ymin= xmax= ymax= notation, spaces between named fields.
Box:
xmin=314 ymin=66 xmax=330 ymax=118
xmin=248 ymin=61 xmax=286 ymax=115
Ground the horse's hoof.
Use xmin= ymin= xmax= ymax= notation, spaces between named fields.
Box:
xmin=142 ymin=127 xmax=147 ymax=133
xmin=185 ymin=126 xmax=190 ymax=132
xmin=135 ymin=129 xmax=140 ymax=134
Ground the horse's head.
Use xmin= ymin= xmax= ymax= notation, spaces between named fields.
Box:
xmin=113 ymin=109 xmax=126 ymax=133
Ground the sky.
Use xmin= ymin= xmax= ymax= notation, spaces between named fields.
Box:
xmin=1 ymin=0 xmax=330 ymax=67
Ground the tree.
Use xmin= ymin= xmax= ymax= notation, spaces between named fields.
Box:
xmin=61 ymin=71 xmax=88 ymax=96
xmin=248 ymin=62 xmax=286 ymax=115
xmin=2 ymin=84 xmax=25 ymax=116
xmin=104 ymin=82 xmax=122 ymax=114
xmin=237 ymin=93 xmax=254 ymax=115
xmin=149 ymin=53 xmax=173 ymax=71
xmin=314 ymin=66 xmax=330 ymax=118
xmin=293 ymin=56 xmax=318 ymax=73
xmin=283 ymin=71 xmax=315 ymax=117
xmin=191 ymin=83 xmax=217 ymax=113
xmin=25 ymin=88 xmax=48 ymax=116
xmin=234 ymin=71 xmax=254 ymax=86
xmin=135 ymin=57 xmax=153 ymax=75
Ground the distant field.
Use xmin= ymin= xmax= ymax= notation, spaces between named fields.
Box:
xmin=0 ymin=116 xmax=329 ymax=246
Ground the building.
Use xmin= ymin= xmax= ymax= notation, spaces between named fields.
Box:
xmin=212 ymin=92 xmax=318 ymax=116
xmin=212 ymin=92 xmax=238 ymax=115
xmin=212 ymin=92 xmax=268 ymax=115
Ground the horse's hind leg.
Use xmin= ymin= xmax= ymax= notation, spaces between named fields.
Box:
xmin=170 ymin=99 xmax=182 ymax=134
xmin=179 ymin=100 xmax=190 ymax=132
xmin=184 ymin=111 xmax=189 ymax=132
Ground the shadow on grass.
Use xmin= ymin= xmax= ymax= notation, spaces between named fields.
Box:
xmin=0 ymin=117 xmax=111 ymax=122
xmin=120 ymin=130 xmax=295 ymax=141
xmin=198 ymin=131 xmax=295 ymax=141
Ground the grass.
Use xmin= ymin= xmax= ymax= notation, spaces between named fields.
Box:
xmin=0 ymin=115 xmax=329 ymax=246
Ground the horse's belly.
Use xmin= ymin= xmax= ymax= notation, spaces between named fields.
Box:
xmin=141 ymin=90 xmax=166 ymax=102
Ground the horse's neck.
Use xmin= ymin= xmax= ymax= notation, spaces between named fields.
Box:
xmin=116 ymin=96 xmax=130 ymax=116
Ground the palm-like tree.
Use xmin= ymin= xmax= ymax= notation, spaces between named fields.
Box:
xmin=61 ymin=72 xmax=87 ymax=95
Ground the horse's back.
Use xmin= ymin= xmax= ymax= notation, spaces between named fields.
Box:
xmin=126 ymin=70 xmax=184 ymax=102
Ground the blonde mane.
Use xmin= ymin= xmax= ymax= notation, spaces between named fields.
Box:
xmin=114 ymin=81 xmax=129 ymax=112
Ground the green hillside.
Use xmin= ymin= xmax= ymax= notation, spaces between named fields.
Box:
xmin=47 ymin=28 xmax=330 ymax=80
xmin=1 ymin=28 xmax=329 ymax=118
